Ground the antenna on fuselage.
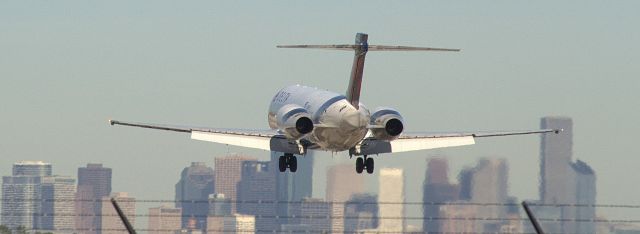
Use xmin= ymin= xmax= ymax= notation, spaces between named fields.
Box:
xmin=277 ymin=33 xmax=460 ymax=110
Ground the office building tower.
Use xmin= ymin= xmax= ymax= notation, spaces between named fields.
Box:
xmin=572 ymin=160 xmax=596 ymax=233
xmin=1 ymin=176 xmax=41 ymax=229
xmin=222 ymin=214 xmax=255 ymax=233
xmin=439 ymin=202 xmax=478 ymax=233
xmin=175 ymin=162 xmax=214 ymax=230
xmin=377 ymin=168 xmax=404 ymax=233
xmin=76 ymin=163 xmax=112 ymax=234
xmin=214 ymin=155 xmax=255 ymax=212
xmin=423 ymin=158 xmax=459 ymax=233
xmin=39 ymin=176 xmax=76 ymax=232
xmin=1 ymin=161 xmax=52 ymax=229
xmin=539 ymin=116 xmax=598 ymax=234
xmin=101 ymin=192 xmax=135 ymax=234
xmin=206 ymin=194 xmax=232 ymax=233
xmin=326 ymin=163 xmax=365 ymax=233
xmin=237 ymin=161 xmax=278 ymax=232
xmin=12 ymin=161 xmax=52 ymax=177
xmin=459 ymin=158 xmax=509 ymax=232
xmin=540 ymin=116 xmax=574 ymax=203
xmin=148 ymin=205 xmax=182 ymax=234
xmin=288 ymin=198 xmax=331 ymax=233
xmin=344 ymin=193 xmax=378 ymax=234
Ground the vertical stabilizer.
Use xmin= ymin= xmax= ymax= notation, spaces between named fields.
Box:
xmin=346 ymin=33 xmax=369 ymax=109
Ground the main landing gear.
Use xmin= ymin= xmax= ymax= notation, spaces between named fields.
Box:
xmin=278 ymin=153 xmax=297 ymax=172
xmin=355 ymin=155 xmax=374 ymax=174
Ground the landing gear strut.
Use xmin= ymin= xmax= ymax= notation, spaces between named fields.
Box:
xmin=278 ymin=153 xmax=298 ymax=172
xmin=355 ymin=155 xmax=374 ymax=174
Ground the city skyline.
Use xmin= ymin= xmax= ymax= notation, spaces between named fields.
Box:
xmin=0 ymin=114 xmax=634 ymax=233
xmin=1 ymin=1 xmax=639 ymax=231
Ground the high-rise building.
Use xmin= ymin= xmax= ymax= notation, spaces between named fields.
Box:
xmin=148 ymin=205 xmax=182 ymax=234
xmin=459 ymin=158 xmax=509 ymax=232
xmin=237 ymin=160 xmax=278 ymax=232
xmin=423 ymin=158 xmax=459 ymax=233
xmin=39 ymin=176 xmax=76 ymax=232
xmin=174 ymin=162 xmax=214 ymax=230
xmin=1 ymin=161 xmax=52 ymax=229
xmin=1 ymin=176 xmax=42 ymax=229
xmin=101 ymin=192 xmax=135 ymax=234
xmin=12 ymin=161 xmax=52 ymax=177
xmin=206 ymin=194 xmax=232 ymax=233
xmin=288 ymin=198 xmax=331 ymax=233
xmin=222 ymin=214 xmax=255 ymax=234
xmin=344 ymin=193 xmax=378 ymax=234
xmin=377 ymin=168 xmax=404 ymax=233
xmin=76 ymin=163 xmax=112 ymax=234
xmin=439 ymin=202 xmax=478 ymax=233
xmin=540 ymin=116 xmax=575 ymax=233
xmin=292 ymin=152 xmax=314 ymax=201
xmin=214 ymin=155 xmax=255 ymax=213
xmin=572 ymin=160 xmax=596 ymax=233
xmin=540 ymin=116 xmax=574 ymax=203
xmin=326 ymin=163 xmax=365 ymax=234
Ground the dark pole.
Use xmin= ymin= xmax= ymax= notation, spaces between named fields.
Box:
xmin=110 ymin=197 xmax=137 ymax=234
xmin=522 ymin=201 xmax=545 ymax=234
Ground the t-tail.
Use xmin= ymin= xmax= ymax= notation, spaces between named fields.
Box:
xmin=277 ymin=33 xmax=460 ymax=110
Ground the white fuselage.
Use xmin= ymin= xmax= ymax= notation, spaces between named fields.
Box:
xmin=268 ymin=85 xmax=370 ymax=151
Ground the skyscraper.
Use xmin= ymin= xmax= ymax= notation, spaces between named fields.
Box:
xmin=344 ymin=193 xmax=378 ymax=234
xmin=539 ymin=116 xmax=584 ymax=233
xmin=326 ymin=163 xmax=365 ymax=234
xmin=76 ymin=163 xmax=112 ymax=234
xmin=540 ymin=117 xmax=574 ymax=203
xmin=423 ymin=158 xmax=459 ymax=233
xmin=148 ymin=205 xmax=182 ymax=234
xmin=377 ymin=168 xmax=404 ymax=233
xmin=237 ymin=160 xmax=278 ymax=232
xmin=206 ymin=194 xmax=232 ymax=233
xmin=174 ymin=162 xmax=214 ymax=230
xmin=39 ymin=176 xmax=76 ymax=232
xmin=1 ymin=161 xmax=52 ymax=229
xmin=214 ymin=155 xmax=256 ymax=213
xmin=222 ymin=214 xmax=255 ymax=233
xmin=12 ymin=161 xmax=52 ymax=177
xmin=458 ymin=158 xmax=509 ymax=232
xmin=288 ymin=198 xmax=331 ymax=233
xmin=439 ymin=202 xmax=478 ymax=233
xmin=101 ymin=192 xmax=135 ymax=234
xmin=572 ymin=160 xmax=596 ymax=233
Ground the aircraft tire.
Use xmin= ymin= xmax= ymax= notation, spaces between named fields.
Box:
xmin=366 ymin=158 xmax=374 ymax=174
xmin=290 ymin=156 xmax=298 ymax=172
xmin=356 ymin=157 xmax=364 ymax=174
xmin=278 ymin=156 xmax=286 ymax=172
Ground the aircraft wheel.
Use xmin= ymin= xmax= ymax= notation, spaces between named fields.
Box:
xmin=355 ymin=157 xmax=364 ymax=174
xmin=289 ymin=156 xmax=298 ymax=173
xmin=278 ymin=156 xmax=287 ymax=172
xmin=365 ymin=158 xmax=374 ymax=174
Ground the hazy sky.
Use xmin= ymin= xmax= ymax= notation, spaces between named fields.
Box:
xmin=1 ymin=0 xmax=639 ymax=226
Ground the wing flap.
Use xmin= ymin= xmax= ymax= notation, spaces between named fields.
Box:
xmin=390 ymin=136 xmax=475 ymax=153
xmin=191 ymin=131 xmax=273 ymax=151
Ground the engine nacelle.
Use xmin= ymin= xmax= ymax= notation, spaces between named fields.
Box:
xmin=369 ymin=107 xmax=404 ymax=141
xmin=276 ymin=104 xmax=314 ymax=140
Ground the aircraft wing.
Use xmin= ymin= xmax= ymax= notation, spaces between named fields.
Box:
xmin=353 ymin=129 xmax=560 ymax=155
xmin=108 ymin=120 xmax=309 ymax=154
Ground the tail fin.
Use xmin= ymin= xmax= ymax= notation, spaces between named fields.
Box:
xmin=277 ymin=33 xmax=459 ymax=109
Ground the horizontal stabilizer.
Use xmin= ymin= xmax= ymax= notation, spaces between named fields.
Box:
xmin=277 ymin=44 xmax=460 ymax=52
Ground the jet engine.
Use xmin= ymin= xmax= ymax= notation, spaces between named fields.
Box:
xmin=369 ymin=107 xmax=404 ymax=141
xmin=276 ymin=104 xmax=314 ymax=140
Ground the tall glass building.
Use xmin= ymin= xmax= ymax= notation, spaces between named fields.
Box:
xmin=1 ymin=161 xmax=52 ymax=229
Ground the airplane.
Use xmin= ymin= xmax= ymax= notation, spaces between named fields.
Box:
xmin=109 ymin=33 xmax=560 ymax=174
